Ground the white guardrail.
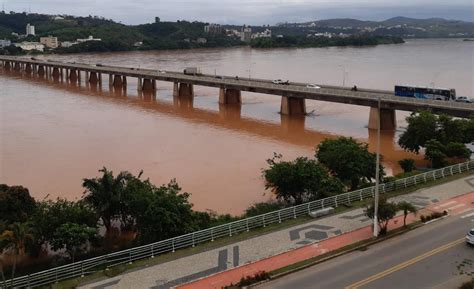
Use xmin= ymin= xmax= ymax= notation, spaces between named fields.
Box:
xmin=1 ymin=161 xmax=473 ymax=288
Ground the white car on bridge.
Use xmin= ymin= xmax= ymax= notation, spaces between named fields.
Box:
xmin=467 ymin=229 xmax=474 ymax=245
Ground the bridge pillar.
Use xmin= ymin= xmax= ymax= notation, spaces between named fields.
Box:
xmin=4 ymin=61 xmax=11 ymax=70
xmin=69 ymin=69 xmax=78 ymax=82
xmin=219 ymin=104 xmax=241 ymax=121
xmin=98 ymin=73 xmax=102 ymax=86
xmin=38 ymin=65 xmax=45 ymax=76
xmin=113 ymin=75 xmax=126 ymax=89
xmin=88 ymin=72 xmax=98 ymax=84
xmin=173 ymin=82 xmax=194 ymax=98
xmin=219 ymin=88 xmax=241 ymax=105
xmin=25 ymin=63 xmax=32 ymax=74
xmin=368 ymin=107 xmax=397 ymax=130
xmin=14 ymin=62 xmax=21 ymax=71
xmin=280 ymin=96 xmax=306 ymax=115
xmin=52 ymin=67 xmax=60 ymax=79
xmin=142 ymin=79 xmax=154 ymax=92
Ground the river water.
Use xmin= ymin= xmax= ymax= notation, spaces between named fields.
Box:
xmin=1 ymin=39 xmax=472 ymax=214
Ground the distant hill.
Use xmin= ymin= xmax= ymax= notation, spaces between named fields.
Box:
xmin=278 ymin=16 xmax=474 ymax=38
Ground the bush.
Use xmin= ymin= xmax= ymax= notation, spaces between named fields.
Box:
xmin=245 ymin=201 xmax=284 ymax=217
xmin=459 ymin=278 xmax=474 ymax=289
xmin=420 ymin=211 xmax=447 ymax=222
xmin=399 ymin=158 xmax=416 ymax=173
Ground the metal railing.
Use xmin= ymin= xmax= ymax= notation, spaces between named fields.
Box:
xmin=1 ymin=161 xmax=473 ymax=288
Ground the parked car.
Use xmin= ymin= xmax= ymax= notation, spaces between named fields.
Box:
xmin=215 ymin=75 xmax=224 ymax=79
xmin=467 ymin=229 xmax=474 ymax=245
xmin=306 ymin=84 xmax=321 ymax=89
xmin=456 ymin=96 xmax=473 ymax=103
xmin=158 ymin=70 xmax=166 ymax=74
xmin=272 ymin=79 xmax=284 ymax=84
xmin=96 ymin=63 xmax=103 ymax=67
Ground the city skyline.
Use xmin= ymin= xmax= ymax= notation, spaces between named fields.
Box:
xmin=3 ymin=0 xmax=473 ymax=25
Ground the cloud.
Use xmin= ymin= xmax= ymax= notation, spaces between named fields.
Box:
xmin=4 ymin=0 xmax=473 ymax=24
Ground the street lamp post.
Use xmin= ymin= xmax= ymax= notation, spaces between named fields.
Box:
xmin=373 ymin=97 xmax=382 ymax=237
xmin=338 ymin=65 xmax=347 ymax=87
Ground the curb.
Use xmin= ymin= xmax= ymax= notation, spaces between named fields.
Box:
xmin=247 ymin=222 xmax=426 ymax=288
xmin=423 ymin=214 xmax=449 ymax=225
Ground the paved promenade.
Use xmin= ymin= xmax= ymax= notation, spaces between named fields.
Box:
xmin=80 ymin=175 xmax=474 ymax=289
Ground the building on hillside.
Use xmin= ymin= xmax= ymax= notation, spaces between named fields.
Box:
xmin=39 ymin=36 xmax=59 ymax=48
xmin=155 ymin=17 xmax=160 ymax=23
xmin=204 ymin=24 xmax=223 ymax=34
xmin=77 ymin=35 xmax=102 ymax=43
xmin=252 ymin=29 xmax=272 ymax=39
xmin=0 ymin=39 xmax=11 ymax=47
xmin=240 ymin=26 xmax=252 ymax=42
xmin=14 ymin=42 xmax=44 ymax=52
xmin=60 ymin=41 xmax=78 ymax=48
xmin=26 ymin=23 xmax=35 ymax=36
xmin=196 ymin=38 xmax=207 ymax=44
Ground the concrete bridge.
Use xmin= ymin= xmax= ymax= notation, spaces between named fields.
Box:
xmin=1 ymin=56 xmax=472 ymax=130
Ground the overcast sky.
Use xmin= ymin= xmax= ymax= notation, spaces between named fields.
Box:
xmin=4 ymin=0 xmax=473 ymax=25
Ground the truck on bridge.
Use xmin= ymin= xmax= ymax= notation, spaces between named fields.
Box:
xmin=183 ymin=67 xmax=202 ymax=75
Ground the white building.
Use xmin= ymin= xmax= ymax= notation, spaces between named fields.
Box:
xmin=0 ymin=39 xmax=11 ymax=47
xmin=40 ymin=36 xmax=59 ymax=48
xmin=15 ymin=42 xmax=44 ymax=52
xmin=252 ymin=29 xmax=272 ymax=39
xmin=240 ymin=26 xmax=252 ymax=42
xmin=26 ymin=23 xmax=35 ymax=36
xmin=77 ymin=35 xmax=102 ymax=43
xmin=61 ymin=41 xmax=78 ymax=48
xmin=204 ymin=24 xmax=223 ymax=34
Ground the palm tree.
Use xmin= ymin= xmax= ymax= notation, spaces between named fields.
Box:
xmin=82 ymin=167 xmax=133 ymax=234
xmin=0 ymin=222 xmax=34 ymax=284
xmin=397 ymin=201 xmax=418 ymax=227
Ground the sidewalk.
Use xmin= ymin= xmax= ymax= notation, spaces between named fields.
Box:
xmin=179 ymin=190 xmax=474 ymax=289
xmin=80 ymin=175 xmax=474 ymax=289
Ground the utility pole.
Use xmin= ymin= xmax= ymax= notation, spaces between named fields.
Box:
xmin=373 ymin=97 xmax=381 ymax=237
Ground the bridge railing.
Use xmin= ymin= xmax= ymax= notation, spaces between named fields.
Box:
xmin=1 ymin=161 xmax=473 ymax=288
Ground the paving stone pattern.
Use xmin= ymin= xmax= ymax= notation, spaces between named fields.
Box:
xmin=80 ymin=175 xmax=474 ymax=289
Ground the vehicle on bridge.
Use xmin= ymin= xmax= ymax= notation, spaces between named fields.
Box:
xmin=395 ymin=85 xmax=456 ymax=101
xmin=183 ymin=67 xmax=202 ymax=75
xmin=455 ymin=96 xmax=473 ymax=103
xmin=467 ymin=229 xmax=474 ymax=245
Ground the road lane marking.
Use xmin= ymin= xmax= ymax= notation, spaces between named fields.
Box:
xmin=461 ymin=212 xmax=474 ymax=219
xmin=447 ymin=204 xmax=466 ymax=211
xmin=345 ymin=238 xmax=465 ymax=289
xmin=434 ymin=201 xmax=457 ymax=209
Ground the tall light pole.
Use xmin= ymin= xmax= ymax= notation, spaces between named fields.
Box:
xmin=373 ymin=97 xmax=382 ymax=237
xmin=338 ymin=65 xmax=347 ymax=87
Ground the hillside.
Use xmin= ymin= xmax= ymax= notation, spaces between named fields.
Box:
xmin=278 ymin=17 xmax=474 ymax=38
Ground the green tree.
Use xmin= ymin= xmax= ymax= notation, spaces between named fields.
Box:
xmin=425 ymin=139 xmax=447 ymax=168
xmin=0 ymin=185 xmax=36 ymax=224
xmin=397 ymin=201 xmax=418 ymax=227
xmin=398 ymin=111 xmax=438 ymax=153
xmin=32 ymin=199 xmax=98 ymax=255
xmin=123 ymin=178 xmax=199 ymax=244
xmin=50 ymin=222 xmax=97 ymax=262
xmin=365 ymin=197 xmax=398 ymax=235
xmin=316 ymin=137 xmax=384 ymax=190
xmin=398 ymin=158 xmax=416 ymax=173
xmin=82 ymin=168 xmax=134 ymax=233
xmin=263 ymin=154 xmax=344 ymax=205
xmin=0 ymin=222 xmax=34 ymax=281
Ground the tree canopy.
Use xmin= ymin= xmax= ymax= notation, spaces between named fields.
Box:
xmin=316 ymin=137 xmax=384 ymax=190
xmin=263 ymin=154 xmax=345 ymax=204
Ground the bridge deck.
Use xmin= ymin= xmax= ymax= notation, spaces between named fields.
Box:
xmin=1 ymin=56 xmax=472 ymax=117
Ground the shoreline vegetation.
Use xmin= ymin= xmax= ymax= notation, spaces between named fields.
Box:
xmin=0 ymin=111 xmax=471 ymax=280
xmin=0 ymin=12 xmax=407 ymax=56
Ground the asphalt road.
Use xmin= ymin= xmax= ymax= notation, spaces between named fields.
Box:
xmin=258 ymin=213 xmax=474 ymax=289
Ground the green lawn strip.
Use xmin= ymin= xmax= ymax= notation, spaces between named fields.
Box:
xmin=44 ymin=171 xmax=470 ymax=288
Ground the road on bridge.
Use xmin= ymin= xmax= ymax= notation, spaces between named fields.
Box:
xmin=258 ymin=210 xmax=474 ymax=289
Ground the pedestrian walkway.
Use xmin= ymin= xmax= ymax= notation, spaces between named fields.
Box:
xmin=80 ymin=175 xmax=474 ymax=289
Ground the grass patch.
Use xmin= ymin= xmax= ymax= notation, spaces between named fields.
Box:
xmin=44 ymin=172 xmax=470 ymax=288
